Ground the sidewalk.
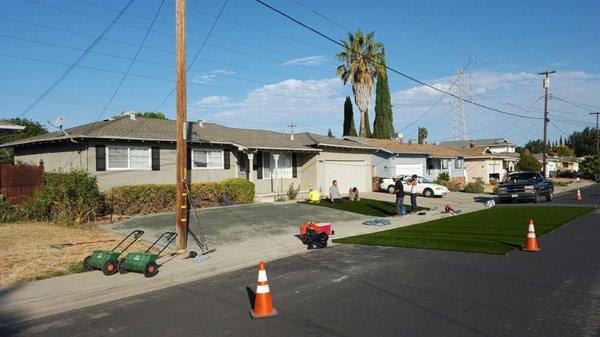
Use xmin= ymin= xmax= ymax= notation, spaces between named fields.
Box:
xmin=0 ymin=181 xmax=593 ymax=328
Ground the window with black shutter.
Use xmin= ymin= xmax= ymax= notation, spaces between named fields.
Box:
xmin=151 ymin=147 xmax=160 ymax=171
xmin=292 ymin=153 xmax=298 ymax=178
xmin=96 ymin=145 xmax=106 ymax=171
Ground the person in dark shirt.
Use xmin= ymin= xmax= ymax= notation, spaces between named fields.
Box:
xmin=392 ymin=176 xmax=405 ymax=216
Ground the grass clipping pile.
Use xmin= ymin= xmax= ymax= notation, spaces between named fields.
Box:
xmin=0 ymin=223 xmax=148 ymax=286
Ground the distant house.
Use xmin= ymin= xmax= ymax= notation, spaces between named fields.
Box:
xmin=533 ymin=154 xmax=580 ymax=175
xmin=0 ymin=120 xmax=25 ymax=136
xmin=0 ymin=114 xmax=375 ymax=198
xmin=344 ymin=137 xmax=467 ymax=182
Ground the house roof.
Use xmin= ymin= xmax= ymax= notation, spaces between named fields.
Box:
xmin=0 ymin=120 xmax=26 ymax=135
xmin=532 ymin=153 xmax=579 ymax=163
xmin=438 ymin=138 xmax=514 ymax=148
xmin=345 ymin=137 xmax=465 ymax=157
xmin=0 ymin=116 xmax=369 ymax=152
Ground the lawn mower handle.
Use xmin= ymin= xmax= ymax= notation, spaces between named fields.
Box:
xmin=146 ymin=232 xmax=178 ymax=255
xmin=112 ymin=230 xmax=145 ymax=253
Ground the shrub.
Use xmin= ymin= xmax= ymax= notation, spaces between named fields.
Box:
xmin=516 ymin=153 xmax=542 ymax=172
xmin=107 ymin=178 xmax=255 ymax=215
xmin=443 ymin=179 xmax=465 ymax=192
xmin=286 ymin=183 xmax=300 ymax=200
xmin=463 ymin=178 xmax=485 ymax=193
xmin=434 ymin=172 xmax=450 ymax=184
xmin=19 ymin=170 xmax=105 ymax=225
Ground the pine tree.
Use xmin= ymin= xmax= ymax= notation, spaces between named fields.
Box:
xmin=372 ymin=49 xmax=394 ymax=139
xmin=327 ymin=129 xmax=335 ymax=138
xmin=342 ymin=96 xmax=358 ymax=136
xmin=559 ymin=135 xmax=563 ymax=146
xmin=364 ymin=109 xmax=372 ymax=138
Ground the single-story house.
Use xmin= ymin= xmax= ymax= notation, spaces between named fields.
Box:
xmin=439 ymin=138 xmax=517 ymax=154
xmin=0 ymin=114 xmax=375 ymax=198
xmin=344 ymin=137 xmax=467 ymax=182
xmin=0 ymin=120 xmax=25 ymax=136
xmin=462 ymin=146 xmax=519 ymax=183
xmin=533 ymin=154 xmax=580 ymax=176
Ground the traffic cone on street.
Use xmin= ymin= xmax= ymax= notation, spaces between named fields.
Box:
xmin=523 ymin=219 xmax=540 ymax=252
xmin=250 ymin=261 xmax=278 ymax=319
xmin=576 ymin=189 xmax=583 ymax=201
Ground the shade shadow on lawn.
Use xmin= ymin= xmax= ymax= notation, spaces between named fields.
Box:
xmin=333 ymin=206 xmax=594 ymax=254
xmin=300 ymin=198 xmax=427 ymax=217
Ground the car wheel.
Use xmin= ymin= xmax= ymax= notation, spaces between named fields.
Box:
xmin=532 ymin=191 xmax=541 ymax=204
xmin=545 ymin=192 xmax=553 ymax=202
xmin=423 ymin=188 xmax=433 ymax=198
xmin=387 ymin=185 xmax=395 ymax=194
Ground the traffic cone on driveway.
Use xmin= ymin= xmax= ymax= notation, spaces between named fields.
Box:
xmin=576 ymin=189 xmax=583 ymax=201
xmin=250 ymin=261 xmax=278 ymax=319
xmin=523 ymin=219 xmax=540 ymax=252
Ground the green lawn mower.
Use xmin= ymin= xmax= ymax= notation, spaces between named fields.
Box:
xmin=118 ymin=232 xmax=178 ymax=278
xmin=83 ymin=230 xmax=145 ymax=276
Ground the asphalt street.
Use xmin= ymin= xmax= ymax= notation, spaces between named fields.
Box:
xmin=4 ymin=185 xmax=600 ymax=337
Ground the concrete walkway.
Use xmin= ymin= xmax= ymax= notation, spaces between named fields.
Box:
xmin=0 ymin=181 xmax=593 ymax=328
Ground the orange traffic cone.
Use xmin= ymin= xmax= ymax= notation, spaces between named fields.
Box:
xmin=523 ymin=219 xmax=540 ymax=252
xmin=576 ymin=189 xmax=583 ymax=201
xmin=250 ymin=261 xmax=278 ymax=319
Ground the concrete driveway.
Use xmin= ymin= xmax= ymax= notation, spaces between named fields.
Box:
xmin=104 ymin=203 xmax=365 ymax=248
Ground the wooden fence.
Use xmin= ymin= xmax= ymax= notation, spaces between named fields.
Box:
xmin=0 ymin=161 xmax=44 ymax=205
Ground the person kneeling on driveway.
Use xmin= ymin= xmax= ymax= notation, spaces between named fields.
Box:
xmin=329 ymin=180 xmax=342 ymax=203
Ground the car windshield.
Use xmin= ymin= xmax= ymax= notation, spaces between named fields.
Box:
xmin=419 ymin=177 xmax=432 ymax=183
xmin=505 ymin=173 xmax=538 ymax=184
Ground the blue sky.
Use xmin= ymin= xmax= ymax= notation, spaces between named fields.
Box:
xmin=1 ymin=0 xmax=599 ymax=145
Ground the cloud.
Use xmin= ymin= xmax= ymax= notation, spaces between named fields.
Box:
xmin=192 ymin=69 xmax=236 ymax=84
xmin=282 ymin=55 xmax=327 ymax=66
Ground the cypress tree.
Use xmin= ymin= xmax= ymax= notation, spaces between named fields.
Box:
xmin=327 ymin=129 xmax=334 ymax=138
xmin=372 ymin=49 xmax=394 ymax=139
xmin=364 ymin=109 xmax=372 ymax=138
xmin=342 ymin=96 xmax=358 ymax=137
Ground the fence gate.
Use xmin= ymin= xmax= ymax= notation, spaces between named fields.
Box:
xmin=0 ymin=161 xmax=44 ymax=205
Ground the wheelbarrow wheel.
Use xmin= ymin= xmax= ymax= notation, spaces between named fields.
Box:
xmin=83 ymin=256 xmax=93 ymax=272
xmin=144 ymin=261 xmax=158 ymax=278
xmin=117 ymin=258 xmax=128 ymax=274
xmin=102 ymin=260 xmax=118 ymax=276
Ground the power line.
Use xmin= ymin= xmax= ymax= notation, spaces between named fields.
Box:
xmin=292 ymin=0 xmax=351 ymax=32
xmin=552 ymin=96 xmax=600 ymax=111
xmin=17 ymin=0 xmax=135 ymax=117
xmin=96 ymin=0 xmax=166 ymax=121
xmin=255 ymin=0 xmax=542 ymax=120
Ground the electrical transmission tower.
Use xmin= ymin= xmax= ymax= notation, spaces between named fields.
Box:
xmin=450 ymin=67 xmax=471 ymax=140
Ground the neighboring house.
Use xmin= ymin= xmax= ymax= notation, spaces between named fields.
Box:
xmin=461 ymin=146 xmax=517 ymax=183
xmin=0 ymin=114 xmax=375 ymax=198
xmin=439 ymin=137 xmax=520 ymax=180
xmin=0 ymin=120 xmax=25 ymax=136
xmin=533 ymin=154 xmax=579 ymax=176
xmin=344 ymin=137 xmax=467 ymax=182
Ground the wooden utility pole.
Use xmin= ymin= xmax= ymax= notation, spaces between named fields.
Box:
xmin=175 ymin=0 xmax=188 ymax=251
xmin=591 ymin=112 xmax=600 ymax=154
xmin=539 ymin=70 xmax=555 ymax=178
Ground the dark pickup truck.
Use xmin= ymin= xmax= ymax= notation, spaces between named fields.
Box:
xmin=497 ymin=171 xmax=554 ymax=203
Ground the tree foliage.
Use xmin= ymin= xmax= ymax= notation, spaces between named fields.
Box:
xmin=580 ymin=155 xmax=600 ymax=177
xmin=567 ymin=127 xmax=598 ymax=157
xmin=342 ymin=96 xmax=357 ymax=137
xmin=0 ymin=118 xmax=48 ymax=164
xmin=336 ymin=30 xmax=384 ymax=137
xmin=372 ymin=49 xmax=394 ymax=139
xmin=417 ymin=127 xmax=428 ymax=144
xmin=549 ymin=145 xmax=575 ymax=157
xmin=327 ymin=129 xmax=335 ymax=138
xmin=135 ymin=112 xmax=167 ymax=119
xmin=523 ymin=139 xmax=544 ymax=154
xmin=516 ymin=153 xmax=542 ymax=172
xmin=364 ymin=109 xmax=372 ymax=138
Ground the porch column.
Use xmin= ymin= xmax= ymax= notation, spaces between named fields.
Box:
xmin=272 ymin=153 xmax=280 ymax=194
xmin=246 ymin=151 xmax=255 ymax=182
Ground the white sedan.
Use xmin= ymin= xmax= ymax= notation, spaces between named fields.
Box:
xmin=380 ymin=176 xmax=449 ymax=197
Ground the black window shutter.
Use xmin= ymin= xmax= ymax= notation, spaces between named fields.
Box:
xmin=187 ymin=147 xmax=192 ymax=170
xmin=223 ymin=149 xmax=230 ymax=169
xmin=256 ymin=151 xmax=263 ymax=179
xmin=292 ymin=153 xmax=298 ymax=178
xmin=151 ymin=147 xmax=160 ymax=171
xmin=96 ymin=145 xmax=106 ymax=171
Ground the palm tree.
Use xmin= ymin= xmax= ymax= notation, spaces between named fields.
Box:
xmin=336 ymin=30 xmax=384 ymax=137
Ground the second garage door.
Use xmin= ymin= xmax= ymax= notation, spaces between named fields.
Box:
xmin=323 ymin=160 xmax=367 ymax=194
xmin=395 ymin=163 xmax=424 ymax=177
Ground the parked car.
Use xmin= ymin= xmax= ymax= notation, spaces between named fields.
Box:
xmin=497 ymin=171 xmax=554 ymax=203
xmin=379 ymin=176 xmax=449 ymax=197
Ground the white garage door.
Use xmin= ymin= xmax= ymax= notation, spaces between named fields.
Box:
xmin=488 ymin=163 xmax=501 ymax=174
xmin=395 ymin=163 xmax=423 ymax=177
xmin=324 ymin=160 xmax=367 ymax=194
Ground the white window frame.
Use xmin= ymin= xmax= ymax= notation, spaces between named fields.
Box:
xmin=454 ymin=158 xmax=463 ymax=169
xmin=441 ymin=159 xmax=449 ymax=170
xmin=191 ymin=148 xmax=224 ymax=170
xmin=262 ymin=152 xmax=293 ymax=179
xmin=106 ymin=145 xmax=151 ymax=171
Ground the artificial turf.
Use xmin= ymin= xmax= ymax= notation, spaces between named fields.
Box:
xmin=333 ymin=206 xmax=594 ymax=254
xmin=300 ymin=197 xmax=427 ymax=217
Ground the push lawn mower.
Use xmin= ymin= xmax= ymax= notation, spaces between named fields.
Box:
xmin=83 ymin=230 xmax=145 ymax=276
xmin=118 ymin=232 xmax=178 ymax=278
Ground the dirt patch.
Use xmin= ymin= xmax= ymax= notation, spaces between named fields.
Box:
xmin=0 ymin=222 xmax=148 ymax=286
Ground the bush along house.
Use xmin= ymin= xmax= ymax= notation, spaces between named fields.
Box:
xmin=1 ymin=113 xmax=375 ymax=201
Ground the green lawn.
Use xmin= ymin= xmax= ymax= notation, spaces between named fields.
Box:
xmin=300 ymin=197 xmax=427 ymax=217
xmin=333 ymin=206 xmax=593 ymax=254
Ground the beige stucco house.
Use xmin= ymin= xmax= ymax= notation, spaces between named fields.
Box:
xmin=1 ymin=114 xmax=375 ymax=199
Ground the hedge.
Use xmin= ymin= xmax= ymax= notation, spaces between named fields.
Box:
xmin=106 ymin=178 xmax=255 ymax=215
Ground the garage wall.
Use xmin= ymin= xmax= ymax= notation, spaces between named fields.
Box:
xmin=14 ymin=142 xmax=87 ymax=172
